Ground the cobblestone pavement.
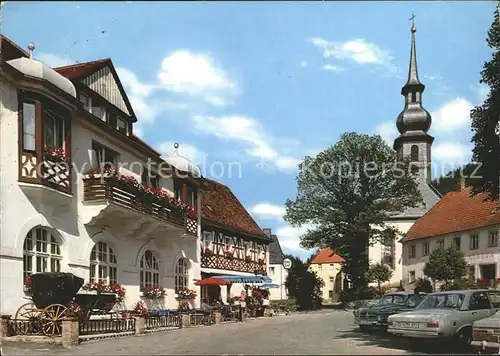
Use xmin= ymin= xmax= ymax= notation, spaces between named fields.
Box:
xmin=1 ymin=311 xmax=468 ymax=355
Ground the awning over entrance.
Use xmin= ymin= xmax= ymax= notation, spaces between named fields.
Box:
xmin=213 ymin=275 xmax=272 ymax=284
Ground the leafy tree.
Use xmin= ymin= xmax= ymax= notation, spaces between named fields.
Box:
xmin=470 ymin=7 xmax=500 ymax=201
xmin=284 ymin=133 xmax=422 ymax=299
xmin=423 ymin=246 xmax=467 ymax=288
xmin=284 ymin=254 xmax=324 ymax=310
xmin=367 ymin=263 xmax=393 ymax=296
xmin=430 ymin=163 xmax=478 ymax=195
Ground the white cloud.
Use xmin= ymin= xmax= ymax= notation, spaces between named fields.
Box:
xmin=275 ymin=224 xmax=314 ymax=253
xmin=431 ymin=98 xmax=473 ymax=133
xmin=433 ymin=143 xmax=472 ymax=164
xmin=311 ymin=37 xmax=395 ymax=72
xmin=322 ymin=64 xmax=344 ymax=72
xmin=249 ymin=203 xmax=286 ymax=221
xmin=36 ymin=53 xmax=73 ymax=68
xmin=375 ymin=121 xmax=398 ymax=146
xmin=190 ymin=115 xmax=302 ymax=172
xmin=157 ymin=50 xmax=237 ymax=106
xmin=300 ymin=60 xmax=308 ymax=68
xmin=157 ymin=141 xmax=205 ymax=164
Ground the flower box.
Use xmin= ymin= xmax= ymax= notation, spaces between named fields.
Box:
xmin=141 ymin=286 xmax=167 ymax=299
xmin=245 ymin=256 xmax=253 ymax=263
xmin=224 ymin=251 xmax=234 ymax=259
xmin=203 ymin=248 xmax=213 ymax=257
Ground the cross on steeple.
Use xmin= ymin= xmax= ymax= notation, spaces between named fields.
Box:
xmin=410 ymin=12 xmax=416 ymax=32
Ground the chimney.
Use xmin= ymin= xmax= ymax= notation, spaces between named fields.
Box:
xmin=263 ymin=228 xmax=272 ymax=238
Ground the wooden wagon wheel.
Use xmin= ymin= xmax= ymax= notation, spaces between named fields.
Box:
xmin=14 ymin=302 xmax=41 ymax=335
xmin=40 ymin=304 xmax=68 ymax=336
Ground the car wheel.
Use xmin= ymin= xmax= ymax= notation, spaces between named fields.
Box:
xmin=456 ymin=327 xmax=472 ymax=347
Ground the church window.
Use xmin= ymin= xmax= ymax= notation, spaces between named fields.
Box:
xmin=410 ymin=145 xmax=419 ymax=161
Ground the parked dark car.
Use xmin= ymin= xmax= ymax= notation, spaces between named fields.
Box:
xmin=354 ymin=291 xmax=426 ymax=331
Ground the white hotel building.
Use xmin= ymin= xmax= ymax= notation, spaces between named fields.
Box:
xmin=0 ymin=35 xmax=204 ymax=315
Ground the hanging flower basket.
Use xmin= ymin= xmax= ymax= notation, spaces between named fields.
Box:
xmin=141 ymin=286 xmax=167 ymax=299
xmin=81 ymin=281 xmax=126 ymax=303
xmin=176 ymin=288 xmax=197 ymax=300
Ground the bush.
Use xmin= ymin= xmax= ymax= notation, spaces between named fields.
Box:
xmin=440 ymin=278 xmax=481 ymax=291
xmin=414 ymin=278 xmax=433 ymax=293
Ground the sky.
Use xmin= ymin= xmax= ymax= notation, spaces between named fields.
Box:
xmin=2 ymin=1 xmax=496 ymax=260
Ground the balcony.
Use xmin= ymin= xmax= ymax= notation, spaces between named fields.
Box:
xmin=82 ymin=174 xmax=198 ymax=238
xmin=201 ymin=253 xmax=267 ymax=275
xmin=18 ymin=151 xmax=73 ymax=207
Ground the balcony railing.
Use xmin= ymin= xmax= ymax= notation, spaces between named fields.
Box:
xmin=83 ymin=177 xmax=197 ymax=235
xmin=18 ymin=152 xmax=72 ymax=194
xmin=201 ymin=254 xmax=267 ymax=274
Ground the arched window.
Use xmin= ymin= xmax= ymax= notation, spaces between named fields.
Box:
xmin=90 ymin=242 xmax=118 ymax=284
xmin=410 ymin=145 xmax=419 ymax=162
xmin=23 ymin=227 xmax=62 ymax=281
xmin=140 ymin=250 xmax=160 ymax=289
xmin=175 ymin=258 xmax=189 ymax=291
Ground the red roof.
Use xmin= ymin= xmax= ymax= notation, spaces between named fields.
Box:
xmin=310 ymin=248 xmax=345 ymax=264
xmin=54 ymin=59 xmax=110 ymax=79
xmin=201 ymin=179 xmax=268 ymax=239
xmin=404 ymin=187 xmax=500 ymax=242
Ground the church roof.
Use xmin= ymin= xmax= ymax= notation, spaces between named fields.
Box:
xmin=404 ymin=187 xmax=500 ymax=242
xmin=310 ymin=248 xmax=345 ymax=264
xmin=201 ymin=179 xmax=270 ymax=241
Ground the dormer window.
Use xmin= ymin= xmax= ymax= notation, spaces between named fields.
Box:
xmin=79 ymin=93 xmax=91 ymax=112
xmin=117 ymin=117 xmax=128 ymax=135
xmin=92 ymin=105 xmax=106 ymax=121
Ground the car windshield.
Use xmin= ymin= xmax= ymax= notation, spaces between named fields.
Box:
xmin=404 ymin=294 xmax=421 ymax=307
xmin=378 ymin=294 xmax=405 ymax=305
xmin=416 ymin=293 xmax=465 ymax=310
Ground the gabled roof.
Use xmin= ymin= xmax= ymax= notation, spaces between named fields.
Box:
xmin=404 ymin=187 xmax=500 ymax=242
xmin=201 ymin=179 xmax=269 ymax=240
xmin=310 ymin=248 xmax=345 ymax=264
xmin=269 ymin=234 xmax=285 ymax=265
xmin=54 ymin=59 xmax=137 ymax=120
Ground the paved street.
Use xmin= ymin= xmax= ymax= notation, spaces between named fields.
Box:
xmin=1 ymin=311 xmax=465 ymax=355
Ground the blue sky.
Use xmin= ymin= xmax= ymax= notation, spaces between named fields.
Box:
xmin=2 ymin=1 xmax=496 ymax=259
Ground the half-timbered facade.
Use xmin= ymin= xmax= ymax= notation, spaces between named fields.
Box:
xmin=199 ymin=179 xmax=272 ymax=302
xmin=0 ymin=35 xmax=202 ymax=315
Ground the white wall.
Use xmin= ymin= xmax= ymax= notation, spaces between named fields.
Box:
xmin=0 ymin=78 xmax=201 ymax=315
xmin=402 ymin=225 xmax=500 ymax=285
xmin=267 ymin=264 xmax=288 ymax=300
xmin=369 ymin=220 xmax=416 ymax=287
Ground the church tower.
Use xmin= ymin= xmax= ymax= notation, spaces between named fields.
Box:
xmin=393 ymin=17 xmax=434 ymax=184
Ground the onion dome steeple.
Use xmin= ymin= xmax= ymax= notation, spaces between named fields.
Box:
xmin=396 ymin=14 xmax=432 ymax=135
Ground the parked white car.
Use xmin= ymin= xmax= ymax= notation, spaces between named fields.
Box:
xmin=472 ymin=309 xmax=500 ymax=353
xmin=387 ymin=289 xmax=500 ymax=346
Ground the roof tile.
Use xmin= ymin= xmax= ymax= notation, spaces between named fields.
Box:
xmin=404 ymin=187 xmax=500 ymax=241
xmin=310 ymin=248 xmax=345 ymax=264
xmin=201 ymin=179 xmax=268 ymax=239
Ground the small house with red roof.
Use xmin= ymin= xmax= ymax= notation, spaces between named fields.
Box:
xmin=402 ymin=186 xmax=500 ymax=288
xmin=308 ymin=248 xmax=345 ymax=302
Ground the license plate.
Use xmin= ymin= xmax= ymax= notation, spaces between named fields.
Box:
xmin=359 ymin=320 xmax=372 ymax=325
xmin=399 ymin=322 xmax=419 ymax=328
